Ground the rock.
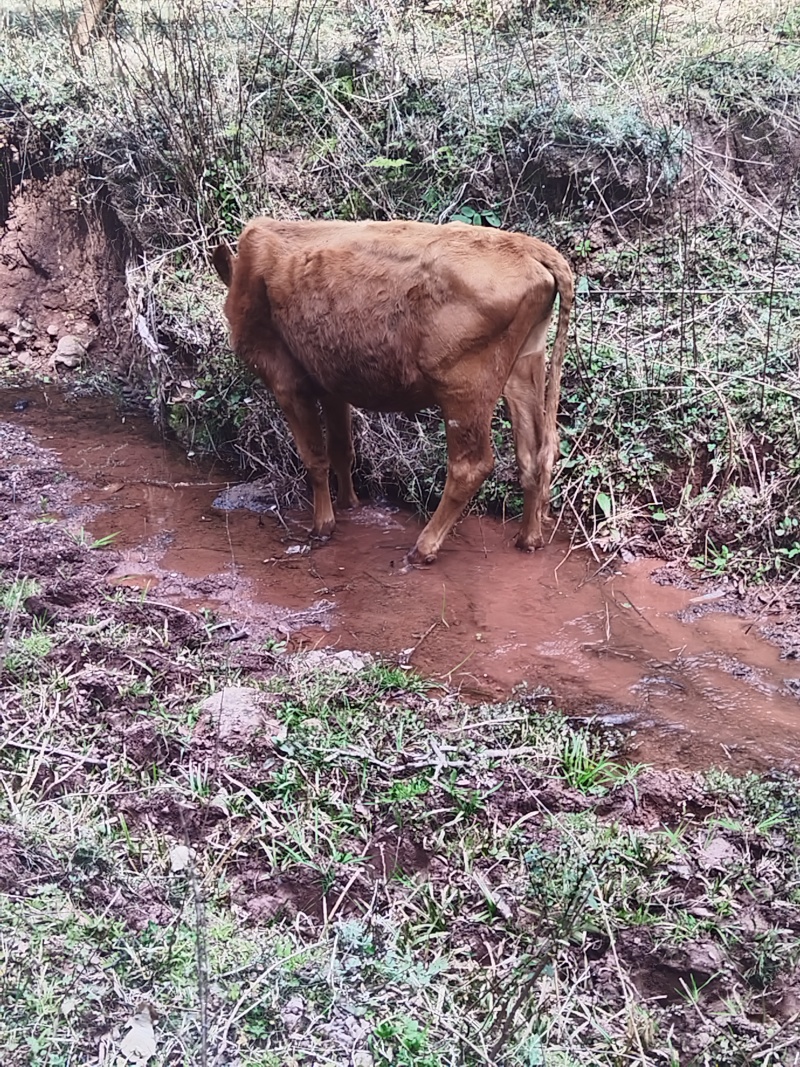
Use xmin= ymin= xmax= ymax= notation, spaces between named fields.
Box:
xmin=52 ymin=334 xmax=87 ymax=368
xmin=14 ymin=350 xmax=41 ymax=370
xmin=302 ymin=717 xmax=325 ymax=732
xmin=212 ymin=476 xmax=278 ymax=514
xmin=663 ymin=938 xmax=725 ymax=983
xmin=22 ymin=595 xmax=59 ymax=627
xmin=696 ymin=836 xmax=738 ymax=871
xmin=46 ymin=322 xmax=59 ymax=338
xmin=300 ymin=649 xmax=370 ymax=674
xmin=280 ymin=996 xmax=306 ymax=1034
xmin=195 ymin=686 xmax=286 ymax=745
xmin=0 ymin=308 xmax=17 ymax=331
xmin=10 ymin=316 xmax=34 ymax=339
xmin=683 ymin=939 xmax=725 ymax=979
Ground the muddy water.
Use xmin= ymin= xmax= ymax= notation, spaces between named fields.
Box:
xmin=5 ymin=389 xmax=800 ymax=772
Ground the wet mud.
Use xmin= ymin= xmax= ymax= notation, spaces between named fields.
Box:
xmin=4 ymin=387 xmax=800 ymax=772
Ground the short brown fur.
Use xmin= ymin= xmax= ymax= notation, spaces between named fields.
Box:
xmin=212 ymin=217 xmax=573 ymax=565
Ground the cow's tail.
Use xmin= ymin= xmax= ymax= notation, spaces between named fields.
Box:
xmin=541 ymin=250 xmax=574 ymax=472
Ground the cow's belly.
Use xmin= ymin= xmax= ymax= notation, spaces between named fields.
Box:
xmin=301 ymin=346 xmax=437 ymax=413
xmin=330 ymin=380 xmax=436 ymax=415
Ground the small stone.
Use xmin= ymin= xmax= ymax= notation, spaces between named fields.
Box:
xmin=46 ymin=323 xmax=59 ymax=338
xmin=169 ymin=844 xmax=193 ymax=872
xmin=697 ymin=836 xmax=738 ymax=871
xmin=333 ymin=650 xmax=367 ymax=671
xmin=53 ymin=335 xmax=87 ymax=367
xmin=280 ymin=996 xmax=306 ymax=1033
xmin=195 ymin=686 xmax=286 ymax=745
xmin=10 ymin=317 xmax=34 ymax=338
xmin=302 ymin=717 xmax=325 ymax=732
xmin=300 ymin=649 xmax=368 ymax=674
xmin=684 ymin=939 xmax=725 ymax=978
xmin=0 ymin=308 xmax=17 ymax=331
xmin=15 ymin=350 xmax=39 ymax=369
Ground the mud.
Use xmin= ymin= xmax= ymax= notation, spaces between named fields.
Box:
xmin=3 ymin=386 xmax=800 ymax=772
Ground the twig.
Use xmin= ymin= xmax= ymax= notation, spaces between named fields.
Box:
xmin=1 ymin=737 xmax=108 ymax=768
xmin=399 ymin=620 xmax=438 ymax=665
xmin=137 ymin=598 xmax=200 ymax=620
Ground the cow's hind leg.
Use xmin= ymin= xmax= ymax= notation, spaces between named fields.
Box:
xmin=502 ymin=319 xmax=552 ymax=551
xmin=406 ymin=406 xmax=495 ymax=566
xmin=275 ymin=391 xmax=336 ymax=539
xmin=321 ymin=397 xmax=359 ymax=510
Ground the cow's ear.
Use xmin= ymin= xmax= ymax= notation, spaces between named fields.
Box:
xmin=212 ymin=242 xmax=234 ymax=287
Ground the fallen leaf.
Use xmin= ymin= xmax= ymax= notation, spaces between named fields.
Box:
xmin=169 ymin=844 xmax=192 ymax=872
xmin=119 ymin=1005 xmax=157 ymax=1064
xmin=60 ymin=995 xmax=78 ymax=1016
xmin=688 ymin=590 xmax=727 ymax=604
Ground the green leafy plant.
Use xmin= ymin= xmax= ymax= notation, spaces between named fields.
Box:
xmin=370 ymin=1016 xmax=442 ymax=1067
xmin=450 ymin=203 xmax=501 ymax=227
xmin=560 ymin=733 xmax=642 ymax=794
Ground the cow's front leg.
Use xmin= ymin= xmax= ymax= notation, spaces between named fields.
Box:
xmin=405 ymin=406 xmax=494 ymax=567
xmin=275 ymin=392 xmax=336 ymax=539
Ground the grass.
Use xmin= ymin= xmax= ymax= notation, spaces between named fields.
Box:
xmin=1 ymin=531 xmax=800 ymax=1063
xmin=2 ymin=0 xmax=800 ymax=578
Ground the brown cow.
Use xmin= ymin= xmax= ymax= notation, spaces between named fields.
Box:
xmin=212 ymin=217 xmax=573 ymax=567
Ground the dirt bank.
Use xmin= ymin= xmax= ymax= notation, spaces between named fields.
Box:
xmin=0 ymin=172 xmax=133 ymax=379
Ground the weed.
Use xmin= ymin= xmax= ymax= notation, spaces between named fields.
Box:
xmin=371 ymin=1016 xmax=442 ymax=1067
xmin=68 ymin=528 xmax=119 ymax=550
xmin=450 ymin=203 xmax=502 ymax=227
xmin=0 ymin=577 xmax=40 ymax=612
xmin=3 ymin=629 xmax=54 ymax=675
xmin=560 ymin=732 xmax=642 ymax=794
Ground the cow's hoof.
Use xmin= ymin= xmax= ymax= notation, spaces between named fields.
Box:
xmin=312 ymin=520 xmax=336 ymax=540
xmin=515 ymin=534 xmax=542 ymax=553
xmin=400 ymin=547 xmax=437 ymax=572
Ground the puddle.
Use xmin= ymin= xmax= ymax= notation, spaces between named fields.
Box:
xmin=4 ymin=389 xmax=800 ymax=772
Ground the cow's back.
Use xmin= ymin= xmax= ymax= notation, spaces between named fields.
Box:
xmin=233 ymin=218 xmax=558 ymax=411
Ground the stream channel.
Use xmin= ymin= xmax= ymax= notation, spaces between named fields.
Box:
xmin=5 ymin=388 xmax=800 ymax=773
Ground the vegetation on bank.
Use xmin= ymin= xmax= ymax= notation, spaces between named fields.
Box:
xmin=1 ymin=0 xmax=800 ymax=583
